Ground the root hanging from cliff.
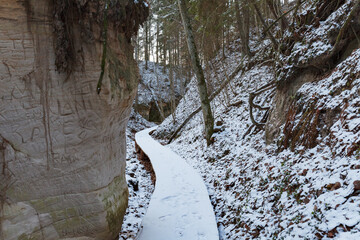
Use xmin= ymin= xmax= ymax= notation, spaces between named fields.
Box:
xmin=248 ymin=81 xmax=276 ymax=130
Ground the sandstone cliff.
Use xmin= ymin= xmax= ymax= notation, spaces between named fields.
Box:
xmin=0 ymin=0 xmax=148 ymax=239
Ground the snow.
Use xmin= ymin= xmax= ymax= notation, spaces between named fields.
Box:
xmin=279 ymin=0 xmax=354 ymax=83
xmin=134 ymin=0 xmax=148 ymax=8
xmin=137 ymin=61 xmax=186 ymax=107
xmin=298 ymin=49 xmax=360 ymax=156
xmin=154 ymin=44 xmax=244 ymax=136
xmin=135 ymin=127 xmax=219 ymax=240
xmin=125 ymin=2 xmax=360 ymax=239
xmin=120 ymin=111 xmax=155 ymax=239
xmin=152 ymin=40 xmax=360 ymax=239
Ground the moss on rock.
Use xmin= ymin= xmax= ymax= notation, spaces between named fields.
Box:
xmin=102 ymin=175 xmax=129 ymax=236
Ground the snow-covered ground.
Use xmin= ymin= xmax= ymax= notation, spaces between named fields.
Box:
xmin=153 ymin=38 xmax=360 ymax=240
xmin=125 ymin=2 xmax=360 ymax=239
xmin=119 ymin=111 xmax=155 ymax=239
xmin=136 ymin=61 xmax=186 ymax=108
xmin=135 ymin=127 xmax=218 ymax=240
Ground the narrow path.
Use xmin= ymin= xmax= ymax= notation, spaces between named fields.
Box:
xmin=135 ymin=127 xmax=219 ymax=240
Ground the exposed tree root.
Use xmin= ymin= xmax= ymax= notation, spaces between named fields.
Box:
xmin=278 ymin=0 xmax=360 ymax=90
xmin=249 ymin=81 xmax=276 ymax=129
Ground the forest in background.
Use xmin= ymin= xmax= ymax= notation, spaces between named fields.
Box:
xmin=134 ymin=0 xmax=360 ymax=144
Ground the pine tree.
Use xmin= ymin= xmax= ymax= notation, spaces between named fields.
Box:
xmin=177 ymin=0 xmax=214 ymax=145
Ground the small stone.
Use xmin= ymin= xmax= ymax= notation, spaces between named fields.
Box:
xmin=316 ymin=189 xmax=323 ymax=197
xmin=326 ymin=184 xmax=333 ymax=190
xmin=355 ymin=165 xmax=360 ymax=170
xmin=128 ymin=179 xmax=139 ymax=191
xmin=340 ymin=173 xmax=347 ymax=180
xmin=327 ymin=231 xmax=335 ymax=238
xmin=299 ymin=169 xmax=308 ymax=176
xmin=315 ymin=232 xmax=323 ymax=239
xmin=330 ymin=182 xmax=341 ymax=191
xmin=353 ymin=180 xmax=360 ymax=190
xmin=223 ymin=149 xmax=230 ymax=156
xmin=213 ymin=128 xmax=222 ymax=133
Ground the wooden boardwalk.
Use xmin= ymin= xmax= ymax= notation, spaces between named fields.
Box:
xmin=135 ymin=127 xmax=219 ymax=240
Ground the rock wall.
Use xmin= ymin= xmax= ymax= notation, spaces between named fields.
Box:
xmin=265 ymin=72 xmax=316 ymax=144
xmin=265 ymin=0 xmax=360 ymax=145
xmin=0 ymin=0 xmax=147 ymax=239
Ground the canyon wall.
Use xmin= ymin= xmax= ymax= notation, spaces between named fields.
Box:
xmin=0 ymin=0 xmax=147 ymax=239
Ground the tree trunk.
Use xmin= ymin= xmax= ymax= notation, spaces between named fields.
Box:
xmin=235 ymin=1 xmax=252 ymax=56
xmin=177 ymin=0 xmax=214 ymax=145
xmin=252 ymin=0 xmax=279 ymax=50
xmin=162 ymin=36 xmax=167 ymax=73
xmin=145 ymin=19 xmax=150 ymax=69
xmin=265 ymin=0 xmax=288 ymax=31
xmin=169 ymin=42 xmax=176 ymax=124
xmin=156 ymin=20 xmax=159 ymax=64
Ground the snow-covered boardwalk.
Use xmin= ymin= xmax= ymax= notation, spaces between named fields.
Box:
xmin=135 ymin=127 xmax=219 ymax=240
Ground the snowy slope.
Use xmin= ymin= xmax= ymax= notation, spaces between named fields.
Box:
xmin=154 ymin=43 xmax=244 ymax=137
xmin=142 ymin=1 xmax=360 ymax=239
xmin=153 ymin=32 xmax=360 ymax=240
xmin=137 ymin=61 xmax=185 ymax=107
xmin=135 ymin=61 xmax=188 ymax=122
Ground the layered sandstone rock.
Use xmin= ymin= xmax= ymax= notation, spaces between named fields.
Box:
xmin=0 ymin=0 xmax=148 ymax=239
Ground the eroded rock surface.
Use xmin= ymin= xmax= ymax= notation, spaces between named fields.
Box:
xmin=265 ymin=72 xmax=316 ymax=144
xmin=0 ymin=0 xmax=148 ymax=239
